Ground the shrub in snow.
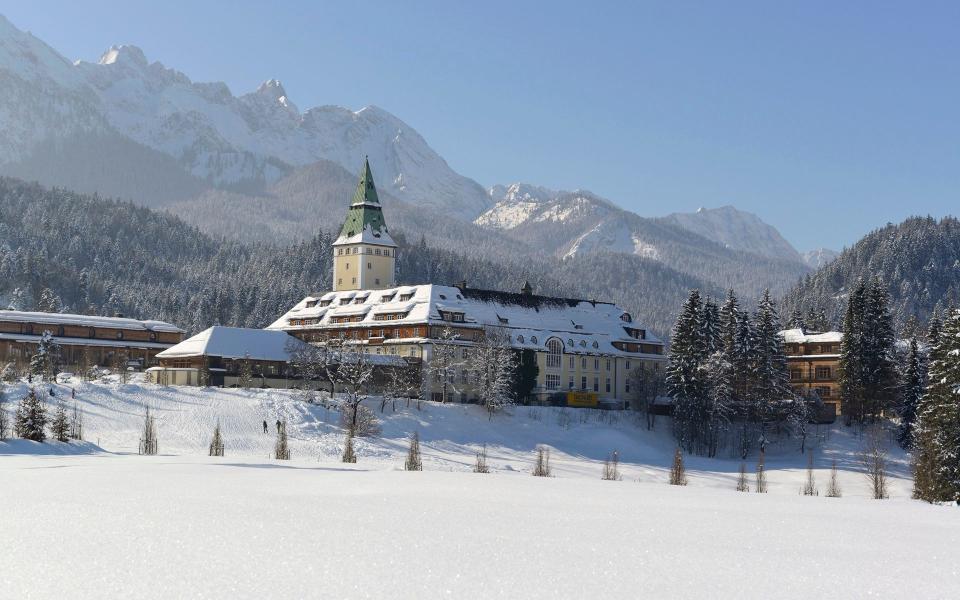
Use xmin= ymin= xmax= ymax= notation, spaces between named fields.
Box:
xmin=404 ymin=431 xmax=422 ymax=471
xmin=801 ymin=452 xmax=818 ymax=496
xmin=602 ymin=450 xmax=621 ymax=481
xmin=669 ymin=448 xmax=687 ymax=486
xmin=139 ymin=407 xmax=158 ymax=455
xmin=50 ymin=400 xmax=69 ymax=443
xmin=342 ymin=431 xmax=357 ymax=463
xmin=755 ymin=451 xmax=768 ymax=493
xmin=274 ymin=421 xmax=290 ymax=460
xmin=15 ymin=387 xmax=47 ymax=442
xmin=826 ymin=459 xmax=842 ymax=498
xmin=473 ymin=444 xmax=490 ymax=474
xmin=736 ymin=462 xmax=749 ymax=492
xmin=532 ymin=445 xmax=551 ymax=477
xmin=209 ymin=420 xmax=225 ymax=457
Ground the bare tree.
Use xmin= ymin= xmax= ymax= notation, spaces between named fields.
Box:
xmin=736 ymin=462 xmax=749 ymax=492
xmin=287 ymin=337 xmax=339 ymax=397
xmin=602 ymin=450 xmax=622 ymax=481
xmin=139 ymin=407 xmax=158 ymax=455
xmin=862 ymin=432 xmax=889 ymax=499
xmin=335 ymin=343 xmax=376 ymax=436
xmin=209 ymin=420 xmax=225 ymax=457
xmin=826 ymin=459 xmax=842 ymax=498
xmin=342 ymin=430 xmax=357 ymax=463
xmin=424 ymin=327 xmax=465 ymax=403
xmin=469 ymin=327 xmax=517 ymax=418
xmin=669 ymin=448 xmax=687 ymax=486
xmin=0 ymin=386 xmax=9 ymax=440
xmin=630 ymin=364 xmax=665 ymax=431
xmin=532 ymin=445 xmax=552 ymax=477
xmin=754 ymin=450 xmax=768 ymax=493
xmin=473 ymin=444 xmax=490 ymax=473
xmin=382 ymin=362 xmax=420 ymax=412
xmin=274 ymin=420 xmax=290 ymax=460
xmin=68 ymin=401 xmax=83 ymax=440
xmin=404 ymin=431 xmax=422 ymax=471
xmin=801 ymin=451 xmax=819 ymax=496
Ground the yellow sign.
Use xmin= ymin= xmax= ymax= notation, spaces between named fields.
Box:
xmin=566 ymin=391 xmax=598 ymax=408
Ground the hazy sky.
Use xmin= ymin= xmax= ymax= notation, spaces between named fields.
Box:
xmin=2 ymin=1 xmax=958 ymax=251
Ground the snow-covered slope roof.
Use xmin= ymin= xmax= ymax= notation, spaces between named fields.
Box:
xmin=157 ymin=327 xmax=308 ymax=361
xmin=779 ymin=328 xmax=843 ymax=344
xmin=269 ymin=284 xmax=663 ymax=358
xmin=0 ymin=310 xmax=183 ymax=333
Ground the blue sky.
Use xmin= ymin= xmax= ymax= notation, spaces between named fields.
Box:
xmin=2 ymin=1 xmax=958 ymax=251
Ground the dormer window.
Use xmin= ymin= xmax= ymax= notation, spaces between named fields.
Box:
xmin=354 ymin=297 xmax=365 ymax=304
xmin=439 ymin=294 xmax=447 ymax=300
xmin=517 ymin=335 xmax=525 ymax=343
xmin=497 ymin=315 xmax=509 ymax=324
xmin=320 ymin=300 xmax=331 ymax=307
xmin=340 ymin=298 xmax=351 ymax=306
xmin=399 ymin=291 xmax=414 ymax=301
xmin=531 ymin=336 xmax=538 ymax=344
xmin=305 ymin=300 xmax=318 ymax=308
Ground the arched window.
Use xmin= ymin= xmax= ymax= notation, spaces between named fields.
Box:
xmin=531 ymin=336 xmax=538 ymax=345
xmin=517 ymin=335 xmax=524 ymax=343
xmin=546 ymin=338 xmax=563 ymax=369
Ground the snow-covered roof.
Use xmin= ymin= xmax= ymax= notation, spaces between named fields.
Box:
xmin=0 ymin=310 xmax=183 ymax=333
xmin=334 ymin=223 xmax=397 ymax=247
xmin=779 ymin=329 xmax=843 ymax=344
xmin=269 ymin=284 xmax=663 ymax=358
xmin=157 ymin=327 xmax=310 ymax=362
xmin=0 ymin=332 xmax=173 ymax=350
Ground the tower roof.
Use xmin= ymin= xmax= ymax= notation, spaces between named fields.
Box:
xmin=335 ymin=157 xmax=395 ymax=247
xmin=351 ymin=157 xmax=380 ymax=206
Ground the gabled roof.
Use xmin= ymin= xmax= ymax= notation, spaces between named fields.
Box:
xmin=335 ymin=158 xmax=395 ymax=247
xmin=157 ymin=327 xmax=309 ymax=362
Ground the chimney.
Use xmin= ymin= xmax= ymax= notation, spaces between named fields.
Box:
xmin=521 ymin=281 xmax=533 ymax=296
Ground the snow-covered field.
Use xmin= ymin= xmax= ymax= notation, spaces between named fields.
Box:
xmin=2 ymin=377 xmax=958 ymax=598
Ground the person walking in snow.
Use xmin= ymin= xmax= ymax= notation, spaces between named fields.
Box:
xmin=262 ymin=420 xmax=268 ymax=434
xmin=276 ymin=419 xmax=281 ymax=434
xmin=71 ymin=388 xmax=75 ymax=399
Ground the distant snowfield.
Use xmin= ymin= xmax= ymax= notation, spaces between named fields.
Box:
xmin=2 ymin=378 xmax=958 ymax=598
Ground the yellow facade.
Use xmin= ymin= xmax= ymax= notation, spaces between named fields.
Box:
xmin=333 ymin=243 xmax=396 ymax=291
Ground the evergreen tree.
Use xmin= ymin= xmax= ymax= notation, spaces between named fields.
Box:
xmin=719 ymin=289 xmax=740 ymax=355
xmin=30 ymin=330 xmax=61 ymax=381
xmin=0 ymin=386 xmax=9 ymax=440
xmin=751 ymin=290 xmax=792 ymax=435
xmin=839 ymin=281 xmax=867 ymax=424
xmin=701 ymin=297 xmax=721 ymax=355
xmin=15 ymin=387 xmax=47 ymax=442
xmin=667 ymin=290 xmax=707 ymax=453
xmin=897 ymin=338 xmax=924 ymax=449
xmin=50 ymin=399 xmax=69 ymax=443
xmin=861 ymin=278 xmax=898 ymax=417
xmin=787 ymin=308 xmax=806 ymax=330
xmin=912 ymin=310 xmax=960 ymax=502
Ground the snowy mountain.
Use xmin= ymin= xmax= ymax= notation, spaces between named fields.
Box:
xmin=0 ymin=15 xmax=490 ymax=216
xmin=802 ymin=247 xmax=840 ymax=268
xmin=658 ymin=206 xmax=804 ymax=264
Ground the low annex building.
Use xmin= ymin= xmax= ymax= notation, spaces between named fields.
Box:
xmin=780 ymin=328 xmax=842 ymax=417
xmin=269 ymin=158 xmax=666 ymax=406
xmin=148 ymin=326 xmax=407 ymax=388
xmin=0 ymin=309 xmax=184 ymax=371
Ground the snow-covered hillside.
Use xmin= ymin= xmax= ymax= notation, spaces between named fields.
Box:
xmin=0 ymin=16 xmax=490 ymax=216
xmin=659 ymin=206 xmax=804 ymax=264
xmin=802 ymin=247 xmax=840 ymax=268
xmin=2 ymin=378 xmax=956 ymax=599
